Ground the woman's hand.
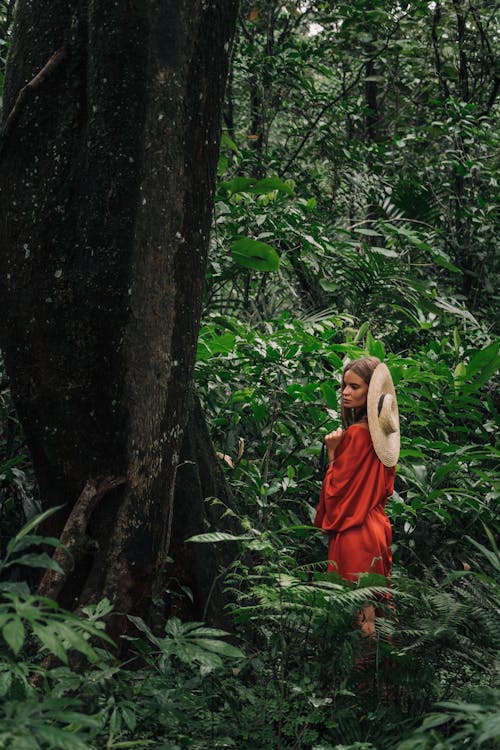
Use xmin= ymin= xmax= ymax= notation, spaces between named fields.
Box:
xmin=324 ymin=427 xmax=344 ymax=464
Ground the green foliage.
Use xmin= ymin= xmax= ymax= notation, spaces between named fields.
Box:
xmin=231 ymin=236 xmax=281 ymax=271
xmin=0 ymin=354 xmax=38 ymax=548
xmin=0 ymin=519 xmax=251 ymax=749
xmin=127 ymin=615 xmax=245 ymax=673
xmin=222 ymin=0 xmax=499 ymax=320
xmin=196 ymin=313 xmax=498 ymax=569
xmin=192 ymin=308 xmax=499 ymax=745
xmin=0 ymin=331 xmax=498 ymax=743
xmin=0 ymin=511 xmax=114 ymax=665
xmin=4 ymin=468 xmax=497 ymax=749
xmin=396 ymin=694 xmax=500 ymax=749
xmin=0 ymin=0 xmax=498 ymax=747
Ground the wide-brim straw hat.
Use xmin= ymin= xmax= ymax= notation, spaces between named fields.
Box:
xmin=367 ymin=363 xmax=400 ymax=467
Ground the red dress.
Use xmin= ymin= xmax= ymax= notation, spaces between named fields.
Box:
xmin=314 ymin=424 xmax=395 ymax=581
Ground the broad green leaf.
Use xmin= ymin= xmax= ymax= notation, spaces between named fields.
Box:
xmin=252 ymin=402 xmax=267 ymax=421
xmin=197 ymin=332 xmax=236 ymax=362
xmin=453 ymin=362 xmax=466 ymax=381
xmin=0 ymin=670 xmax=12 ymax=698
xmin=6 ymin=535 xmax=64 ymax=555
xmin=4 ymin=737 xmax=39 ymax=750
xmin=477 ymin=714 xmax=500 ymax=744
xmin=433 ymin=298 xmax=478 ymax=323
xmin=11 ymin=505 xmax=64 ymax=542
xmin=419 ymin=712 xmax=450 ymax=730
xmin=274 ymin=525 xmax=318 ymax=537
xmin=482 ymin=524 xmax=500 ymax=557
xmin=466 ymin=341 xmax=499 ymax=379
xmin=382 ymin=222 xmax=461 ymax=272
xmin=6 ymin=553 xmax=64 ymax=573
xmin=231 ymin=238 xmax=280 ymax=272
xmin=34 ymin=625 xmax=68 ymax=663
xmin=194 ymin=638 xmax=245 ymax=659
xmin=220 ymin=131 xmax=241 ymax=155
xmin=217 ymin=154 xmax=228 ymax=175
xmin=250 ymin=177 xmax=294 ymax=195
xmin=0 ymin=581 xmax=30 ymax=597
xmin=187 ymin=627 xmax=231 ymax=637
xmin=2 ymin=617 xmax=25 ymax=654
xmin=321 ymin=381 xmax=337 ymax=408
xmin=302 ymin=234 xmax=324 ymax=250
xmin=165 ymin=616 xmax=183 ymax=638
xmin=36 ymin=727 xmax=90 ymax=750
xmin=121 ymin=706 xmax=138 ymax=733
xmin=57 ymin=623 xmax=98 ymax=662
xmin=366 ymin=332 xmax=385 ymax=359
xmin=399 ymin=448 xmax=425 ymax=458
xmin=127 ymin=616 xmax=163 ymax=647
xmin=220 ymin=177 xmax=256 ymax=194
xmin=319 ymin=279 xmax=337 ymax=292
xmin=371 ymin=246 xmax=399 ymax=258
xmin=465 ymin=536 xmax=500 ymax=573
xmin=353 ymin=227 xmax=381 ymax=237
xmin=354 ymin=322 xmax=370 ymax=342
xmin=186 ymin=532 xmax=251 ymax=543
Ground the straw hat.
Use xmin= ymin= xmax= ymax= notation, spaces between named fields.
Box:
xmin=367 ymin=363 xmax=400 ymax=467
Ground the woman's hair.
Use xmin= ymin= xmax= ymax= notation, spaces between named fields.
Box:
xmin=341 ymin=356 xmax=381 ymax=427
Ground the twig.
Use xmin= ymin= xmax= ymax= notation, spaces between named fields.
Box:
xmin=37 ymin=475 xmax=126 ymax=601
xmin=0 ymin=46 xmax=67 ymax=153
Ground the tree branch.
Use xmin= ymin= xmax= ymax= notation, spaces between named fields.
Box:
xmin=0 ymin=46 xmax=67 ymax=154
xmin=431 ymin=1 xmax=450 ymax=102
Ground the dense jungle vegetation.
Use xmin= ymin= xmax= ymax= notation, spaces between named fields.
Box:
xmin=0 ymin=1 xmax=499 ymax=748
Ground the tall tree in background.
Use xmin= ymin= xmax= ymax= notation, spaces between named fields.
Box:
xmin=0 ymin=1 xmax=239 ymax=635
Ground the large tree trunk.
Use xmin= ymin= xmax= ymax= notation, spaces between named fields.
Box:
xmin=0 ymin=0 xmax=239 ymax=637
xmin=167 ymin=391 xmax=239 ymax=630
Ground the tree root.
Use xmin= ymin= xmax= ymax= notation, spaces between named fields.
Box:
xmin=29 ymin=476 xmax=126 ymax=688
xmin=37 ymin=475 xmax=126 ymax=601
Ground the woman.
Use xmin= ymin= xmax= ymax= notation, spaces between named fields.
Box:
xmin=314 ymin=357 xmax=399 ymax=591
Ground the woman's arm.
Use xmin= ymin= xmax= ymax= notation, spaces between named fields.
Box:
xmin=324 ymin=427 xmax=344 ymax=466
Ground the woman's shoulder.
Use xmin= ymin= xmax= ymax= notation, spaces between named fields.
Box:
xmin=336 ymin=422 xmax=372 ymax=455
xmin=346 ymin=422 xmax=371 ymax=436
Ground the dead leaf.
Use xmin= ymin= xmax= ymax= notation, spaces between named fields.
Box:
xmin=237 ymin=437 xmax=245 ymax=462
xmin=216 ymin=452 xmax=235 ymax=469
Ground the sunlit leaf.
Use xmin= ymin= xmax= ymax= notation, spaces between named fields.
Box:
xmin=250 ymin=177 xmax=294 ymax=195
xmin=230 ymin=238 xmax=280 ymax=271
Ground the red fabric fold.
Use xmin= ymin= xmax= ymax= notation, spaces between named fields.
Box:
xmin=314 ymin=424 xmax=395 ymax=581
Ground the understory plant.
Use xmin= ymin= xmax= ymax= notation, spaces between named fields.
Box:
xmin=1 ymin=500 xmax=498 ymax=749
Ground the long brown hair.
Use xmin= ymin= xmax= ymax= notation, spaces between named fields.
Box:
xmin=341 ymin=356 xmax=380 ymax=427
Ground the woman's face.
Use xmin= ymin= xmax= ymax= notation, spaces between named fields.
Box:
xmin=342 ymin=369 xmax=369 ymax=410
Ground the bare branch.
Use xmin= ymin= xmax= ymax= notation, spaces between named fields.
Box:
xmin=0 ymin=45 xmax=68 ymax=154
xmin=431 ymin=1 xmax=450 ymax=102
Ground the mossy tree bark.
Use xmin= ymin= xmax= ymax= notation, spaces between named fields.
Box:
xmin=0 ymin=0 xmax=239 ymax=638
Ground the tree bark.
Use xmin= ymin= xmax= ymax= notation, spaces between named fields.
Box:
xmin=0 ymin=0 xmax=239 ymax=637
xmin=166 ymin=391 xmax=239 ymax=629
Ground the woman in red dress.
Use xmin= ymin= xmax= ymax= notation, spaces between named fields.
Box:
xmin=314 ymin=357 xmax=400 ymax=633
